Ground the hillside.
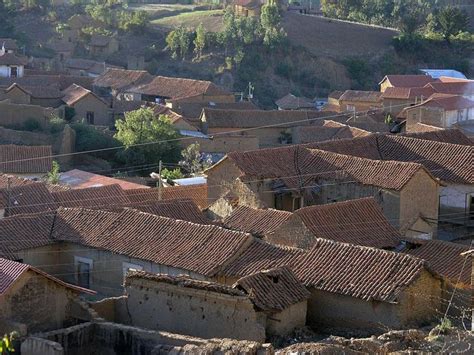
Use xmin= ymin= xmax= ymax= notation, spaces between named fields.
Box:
xmin=283 ymin=12 xmax=398 ymax=58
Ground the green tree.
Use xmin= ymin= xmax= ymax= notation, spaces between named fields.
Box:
xmin=260 ymin=1 xmax=286 ymax=47
xmin=166 ymin=30 xmax=180 ymax=59
xmin=47 ymin=161 xmax=60 ymax=185
xmin=0 ymin=0 xmax=15 ymax=37
xmin=177 ymin=25 xmax=192 ymax=60
xmin=437 ymin=7 xmax=470 ymax=41
xmin=193 ymin=23 xmax=206 ymax=60
xmin=179 ymin=143 xmax=211 ymax=175
xmin=161 ymin=167 xmax=184 ymax=180
xmin=114 ymin=108 xmax=181 ymax=174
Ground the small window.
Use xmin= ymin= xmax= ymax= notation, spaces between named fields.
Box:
xmin=122 ymin=262 xmax=143 ymax=277
xmin=86 ymin=111 xmax=95 ymax=125
xmin=346 ymin=104 xmax=355 ymax=112
xmin=74 ymin=256 xmax=93 ymax=289
xmin=293 ymin=197 xmax=302 ymax=211
xmin=10 ymin=66 xmax=18 ymax=78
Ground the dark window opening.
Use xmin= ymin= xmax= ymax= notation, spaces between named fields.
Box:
xmin=86 ymin=111 xmax=95 ymax=125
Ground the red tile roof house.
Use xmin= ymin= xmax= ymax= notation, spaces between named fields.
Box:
xmin=206 ymin=143 xmax=441 ymax=238
xmin=216 ymin=237 xmax=443 ymax=334
xmin=0 ymin=207 xmax=254 ymax=297
xmin=399 ymin=93 xmax=474 ymax=132
xmin=379 ymin=74 xmax=437 ymax=93
xmin=222 ymin=197 xmax=401 ymax=250
xmin=0 ymin=257 xmax=94 ymax=335
xmin=311 ymin=133 xmax=474 ymax=233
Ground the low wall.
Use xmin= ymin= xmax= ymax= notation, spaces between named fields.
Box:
xmin=25 ymin=321 xmax=273 ymax=355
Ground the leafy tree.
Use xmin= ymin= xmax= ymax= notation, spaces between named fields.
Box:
xmin=161 ymin=167 xmax=184 ymax=180
xmin=193 ymin=23 xmax=206 ymax=60
xmin=0 ymin=331 xmax=18 ymax=354
xmin=260 ymin=1 xmax=286 ymax=47
xmin=117 ymin=10 xmax=148 ymax=34
xmin=177 ymin=26 xmax=192 ymax=60
xmin=114 ymin=108 xmax=181 ymax=174
xmin=166 ymin=30 xmax=180 ymax=59
xmin=437 ymin=7 xmax=470 ymax=41
xmin=0 ymin=0 xmax=15 ymax=37
xmin=179 ymin=143 xmax=212 ymax=175
xmin=47 ymin=161 xmax=60 ymax=185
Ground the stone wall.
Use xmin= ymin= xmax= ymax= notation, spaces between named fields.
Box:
xmin=123 ymin=277 xmax=266 ymax=342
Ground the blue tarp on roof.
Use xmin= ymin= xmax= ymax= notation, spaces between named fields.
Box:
xmin=419 ymin=69 xmax=467 ymax=79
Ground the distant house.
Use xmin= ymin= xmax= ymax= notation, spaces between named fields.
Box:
xmin=0 ymin=48 xmax=27 ymax=78
xmin=400 ymin=94 xmax=474 ymax=131
xmin=379 ymin=75 xmax=437 ymax=93
xmin=291 ymin=120 xmax=373 ymax=144
xmin=419 ymin=69 xmax=467 ymax=80
xmin=381 ymin=86 xmax=435 ymax=116
xmin=0 ymin=257 xmax=94 ymax=335
xmin=59 ymin=169 xmax=149 ymax=190
xmin=275 ymin=93 xmax=315 ymax=110
xmin=62 ymin=84 xmax=111 ymax=126
xmin=338 ymin=90 xmax=382 ymax=112
xmin=170 ymin=100 xmax=258 ymax=119
xmin=4 ymin=83 xmax=64 ymax=107
xmin=87 ymin=35 xmax=119 ymax=57
xmin=64 ymin=58 xmax=122 ymax=77
xmin=234 ymin=0 xmax=265 ymax=17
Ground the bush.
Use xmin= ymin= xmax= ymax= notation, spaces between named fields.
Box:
xmin=22 ymin=118 xmax=42 ymax=132
xmin=71 ymin=123 xmax=121 ymax=162
xmin=49 ymin=116 xmax=66 ymax=134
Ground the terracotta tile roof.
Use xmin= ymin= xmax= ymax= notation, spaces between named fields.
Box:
xmin=5 ymin=83 xmax=64 ymax=99
xmin=402 ymin=129 xmax=473 ymax=145
xmin=404 ymin=240 xmax=471 ymax=287
xmin=62 ymin=84 xmax=108 ymax=106
xmin=112 ymin=100 xmax=146 ymax=115
xmin=130 ymin=199 xmax=211 ymax=224
xmin=0 ymin=145 xmax=52 ymax=173
xmin=276 ymin=94 xmax=314 ymax=110
xmin=0 ymin=174 xmax=33 ymax=189
xmin=381 ymin=75 xmax=436 ymax=88
xmin=293 ymin=238 xmax=429 ymax=303
xmin=125 ymin=271 xmax=245 ymax=297
xmin=202 ymin=108 xmax=336 ymax=128
xmin=0 ymin=52 xmax=28 ymax=66
xmin=0 ymin=211 xmax=56 ymax=259
xmin=409 ymin=94 xmax=474 ymax=111
xmin=227 ymin=145 xmax=426 ymax=191
xmin=293 ymin=123 xmax=371 ymax=144
xmin=151 ymin=104 xmax=186 ymax=124
xmin=339 ymin=90 xmax=382 ymax=103
xmin=381 ymin=86 xmax=435 ymax=100
xmin=93 ymin=68 xmax=153 ymax=92
xmin=328 ymin=90 xmax=344 ymax=100
xmin=427 ymin=82 xmax=474 ymax=96
xmin=314 ymin=134 xmax=473 ymax=184
xmin=54 ymin=208 xmax=252 ymax=277
xmin=221 ymin=238 xmax=306 ymax=278
xmin=223 ymin=206 xmax=293 ymax=237
xmin=0 ymin=183 xmax=58 ymax=216
xmin=377 ymin=135 xmax=473 ymax=184
xmin=171 ymin=101 xmax=258 ymax=119
xmin=233 ymin=266 xmax=310 ymax=312
xmin=52 ymin=184 xmax=132 ymax=209
xmin=128 ymin=76 xmax=231 ymax=101
xmin=0 ymin=75 xmax=94 ymax=91
xmin=0 ymin=38 xmax=19 ymax=51
xmin=294 ymin=198 xmax=401 ymax=249
xmin=59 ymin=169 xmax=149 ymax=190
xmin=125 ymin=184 xmax=208 ymax=209
xmin=89 ymin=35 xmax=114 ymax=47
xmin=0 ymin=257 xmax=94 ymax=295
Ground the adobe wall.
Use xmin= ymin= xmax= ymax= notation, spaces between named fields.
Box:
xmin=405 ymin=107 xmax=445 ymax=131
xmin=124 ymin=278 xmax=266 ymax=342
xmin=266 ymin=301 xmax=307 ymax=337
xmin=0 ymin=270 xmax=82 ymax=334
xmin=72 ymin=94 xmax=111 ymax=126
xmin=3 ymin=87 xmax=31 ymax=104
xmin=399 ymin=170 xmax=439 ymax=237
xmin=207 ymin=159 xmax=244 ymax=203
xmin=382 ymin=98 xmax=411 ymax=115
xmin=439 ymin=184 xmax=473 ymax=220
xmin=182 ymin=135 xmax=259 ymax=154
xmin=207 ymin=127 xmax=293 ymax=148
xmin=0 ymin=100 xmax=52 ymax=129
xmin=265 ymin=215 xmax=315 ymax=249
xmin=306 ymin=289 xmax=401 ymax=334
xmin=397 ymin=270 xmax=442 ymax=328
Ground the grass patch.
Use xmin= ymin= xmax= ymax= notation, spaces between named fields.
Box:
xmin=151 ymin=10 xmax=224 ymax=32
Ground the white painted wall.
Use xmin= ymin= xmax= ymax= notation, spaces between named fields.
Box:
xmin=440 ymin=184 xmax=473 ymax=210
xmin=0 ymin=65 xmax=24 ymax=78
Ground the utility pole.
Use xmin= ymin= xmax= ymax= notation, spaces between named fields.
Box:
xmin=158 ymin=160 xmax=163 ymax=201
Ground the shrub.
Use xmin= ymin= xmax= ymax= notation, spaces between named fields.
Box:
xmin=49 ymin=116 xmax=66 ymax=134
xmin=71 ymin=122 xmax=121 ymax=162
xmin=22 ymin=118 xmax=42 ymax=132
